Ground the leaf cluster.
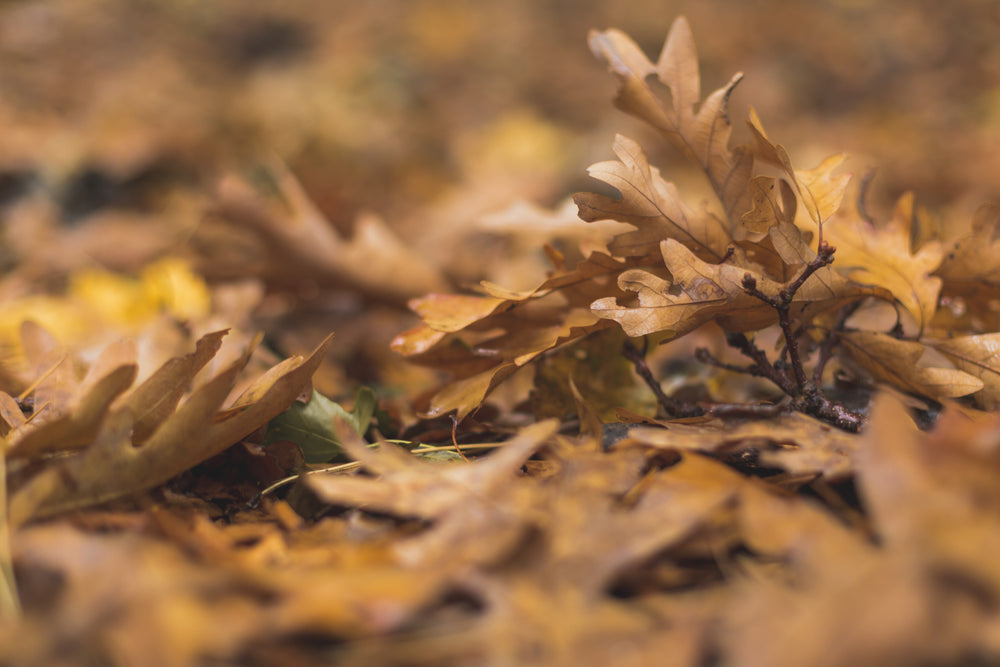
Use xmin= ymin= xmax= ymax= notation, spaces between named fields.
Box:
xmin=395 ymin=17 xmax=1000 ymax=428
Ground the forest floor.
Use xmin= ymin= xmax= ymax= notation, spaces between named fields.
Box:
xmin=2 ymin=1 xmax=1000 ymax=665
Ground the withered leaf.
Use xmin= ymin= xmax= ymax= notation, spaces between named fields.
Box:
xmin=8 ymin=334 xmax=333 ymax=524
xmin=588 ymin=18 xmax=752 ymax=223
xmin=122 ymin=328 xmax=228 ymax=444
xmin=747 ymin=109 xmax=851 ymax=227
xmin=592 ymin=239 xmax=884 ymax=339
xmin=575 ymin=134 xmax=732 ymax=262
xmin=840 ymin=331 xmax=983 ymax=400
xmin=6 ymin=364 xmax=136 ymax=460
xmin=629 ymin=411 xmax=861 ymax=479
xmin=936 ymin=202 xmax=1000 ymax=291
xmin=858 ymin=393 xmax=1000 ymax=604
xmin=825 ymin=193 xmax=943 ymax=333
xmin=931 ymin=333 xmax=1000 ymax=409
xmin=307 ymin=419 xmax=558 ymax=567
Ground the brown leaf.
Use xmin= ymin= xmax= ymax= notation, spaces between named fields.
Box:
xmin=629 ymin=411 xmax=861 ymax=479
xmin=8 ymin=334 xmax=333 ymax=524
xmin=936 ymin=202 xmax=1000 ymax=291
xmin=747 ymin=109 xmax=851 ymax=226
xmin=857 ymin=393 xmax=1000 ymax=625
xmin=204 ymin=166 xmax=448 ymax=304
xmin=825 ymin=193 xmax=943 ymax=333
xmin=6 ymin=364 xmax=136 ymax=460
xmin=121 ymin=329 xmax=228 ymax=444
xmin=575 ymin=134 xmax=732 ymax=262
xmin=588 ymin=18 xmax=753 ymax=223
xmin=840 ymin=331 xmax=983 ymax=400
xmin=592 ymin=238 xmax=884 ymax=339
xmin=931 ymin=333 xmax=1000 ymax=409
xmin=307 ymin=419 xmax=558 ymax=567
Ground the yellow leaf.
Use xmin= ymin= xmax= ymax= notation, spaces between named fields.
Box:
xmin=825 ymin=193 xmax=943 ymax=333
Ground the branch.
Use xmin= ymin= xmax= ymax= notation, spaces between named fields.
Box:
xmin=622 ymin=339 xmax=704 ymax=419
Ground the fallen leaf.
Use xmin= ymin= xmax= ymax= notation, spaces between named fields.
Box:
xmin=840 ymin=331 xmax=983 ymax=400
xmin=747 ymin=109 xmax=851 ymax=227
xmin=263 ymin=387 xmax=376 ymax=463
xmin=932 ymin=333 xmax=1000 ymax=409
xmin=592 ymin=238 xmax=884 ymax=339
xmin=575 ymin=134 xmax=732 ymax=263
xmin=8 ymin=334 xmax=333 ymax=524
xmin=588 ymin=18 xmax=753 ymax=223
xmin=825 ymin=193 xmax=943 ymax=333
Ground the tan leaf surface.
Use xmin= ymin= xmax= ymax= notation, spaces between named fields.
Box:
xmin=629 ymin=411 xmax=861 ymax=479
xmin=592 ymin=238 xmax=884 ymax=339
xmin=747 ymin=109 xmax=851 ymax=226
xmin=575 ymin=134 xmax=732 ymax=262
xmin=307 ymin=420 xmax=557 ymax=567
xmin=588 ymin=18 xmax=753 ymax=223
xmin=932 ymin=333 xmax=1000 ymax=409
xmin=202 ymin=166 xmax=447 ymax=305
xmin=936 ymin=202 xmax=1000 ymax=291
xmin=840 ymin=331 xmax=983 ymax=400
xmin=8 ymin=334 xmax=333 ymax=524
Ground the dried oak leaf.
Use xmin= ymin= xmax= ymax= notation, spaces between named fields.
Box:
xmin=845 ymin=394 xmax=1000 ymax=662
xmin=587 ymin=17 xmax=752 ymax=223
xmin=840 ymin=331 xmax=982 ymax=400
xmin=8 ymin=333 xmax=333 ymax=524
xmin=393 ymin=251 xmax=632 ymax=418
xmin=931 ymin=333 xmax=1000 ymax=409
xmin=575 ymin=134 xmax=732 ymax=263
xmin=825 ymin=193 xmax=943 ymax=333
xmin=746 ymin=109 xmax=851 ymax=227
xmin=306 ymin=419 xmax=558 ymax=568
xmin=202 ymin=165 xmax=447 ymax=304
xmin=936 ymin=202 xmax=1000 ymax=293
xmin=592 ymin=238 xmax=885 ymax=339
xmin=628 ymin=411 xmax=861 ymax=479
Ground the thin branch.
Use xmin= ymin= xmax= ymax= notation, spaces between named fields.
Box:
xmin=694 ymin=347 xmax=758 ymax=376
xmin=812 ymin=301 xmax=862 ymax=385
xmin=724 ymin=332 xmax=796 ymax=395
xmin=623 ymin=339 xmax=704 ymax=418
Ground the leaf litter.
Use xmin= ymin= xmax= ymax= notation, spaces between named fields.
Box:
xmin=3 ymin=3 xmax=1000 ymax=666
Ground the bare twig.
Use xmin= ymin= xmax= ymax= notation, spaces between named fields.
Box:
xmin=622 ymin=339 xmax=704 ymax=418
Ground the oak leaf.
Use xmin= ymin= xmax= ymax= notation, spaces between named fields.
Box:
xmin=591 ymin=239 xmax=884 ymax=339
xmin=746 ymin=109 xmax=851 ymax=227
xmin=307 ymin=419 xmax=557 ymax=567
xmin=840 ymin=331 xmax=982 ymax=400
xmin=588 ymin=18 xmax=752 ymax=222
xmin=825 ymin=193 xmax=943 ymax=333
xmin=629 ymin=411 xmax=861 ymax=479
xmin=936 ymin=202 xmax=1000 ymax=291
xmin=575 ymin=134 xmax=732 ymax=262
xmin=8 ymin=333 xmax=333 ymax=524
xmin=931 ymin=333 xmax=1000 ymax=409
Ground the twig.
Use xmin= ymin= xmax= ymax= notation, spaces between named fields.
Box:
xmin=812 ymin=301 xmax=862 ymax=385
xmin=724 ymin=333 xmax=796 ymax=396
xmin=694 ymin=347 xmax=757 ymax=376
xmin=622 ymin=339 xmax=704 ymax=418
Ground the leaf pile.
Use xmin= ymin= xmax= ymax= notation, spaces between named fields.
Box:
xmin=395 ymin=17 xmax=999 ymax=427
xmin=3 ymin=7 xmax=1000 ymax=667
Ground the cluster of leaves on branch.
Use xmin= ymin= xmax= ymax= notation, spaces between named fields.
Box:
xmin=394 ymin=17 xmax=1000 ymax=429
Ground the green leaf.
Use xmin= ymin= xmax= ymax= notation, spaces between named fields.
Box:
xmin=263 ymin=387 xmax=377 ymax=463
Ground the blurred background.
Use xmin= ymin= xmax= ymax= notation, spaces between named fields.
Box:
xmin=0 ymin=0 xmax=997 ymax=395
